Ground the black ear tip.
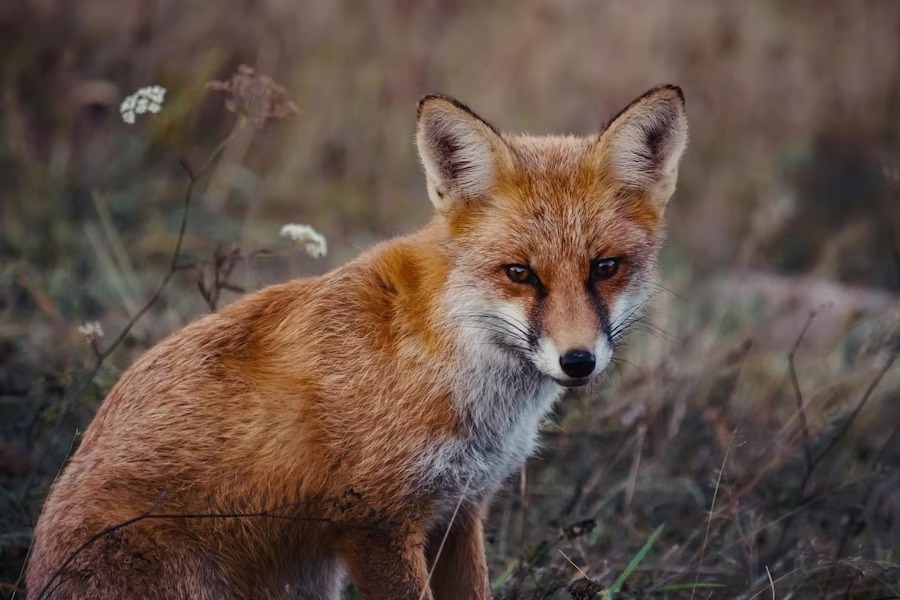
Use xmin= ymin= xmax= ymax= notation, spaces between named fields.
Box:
xmin=417 ymin=93 xmax=467 ymax=119
xmin=601 ymin=85 xmax=686 ymax=135
xmin=653 ymin=84 xmax=685 ymax=106
xmin=416 ymin=93 xmax=486 ymax=123
xmin=417 ymin=94 xmax=447 ymax=118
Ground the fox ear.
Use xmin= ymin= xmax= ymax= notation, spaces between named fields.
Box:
xmin=596 ymin=85 xmax=688 ymax=206
xmin=416 ymin=95 xmax=511 ymax=211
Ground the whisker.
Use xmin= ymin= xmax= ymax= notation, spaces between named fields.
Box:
xmin=462 ymin=316 xmax=531 ymax=338
xmin=612 ymin=316 xmax=676 ymax=344
xmin=609 ymin=356 xmax=638 ymax=370
xmin=631 ymin=319 xmax=675 ymax=341
xmin=458 ymin=323 xmax=529 ymax=341
xmin=457 ymin=323 xmax=532 ymax=347
xmin=609 ymin=290 xmax=664 ymax=337
xmin=492 ymin=312 xmax=533 ymax=337
xmin=461 ymin=313 xmax=536 ymax=346
xmin=630 ymin=276 xmax=688 ymax=302
xmin=464 ymin=312 xmax=533 ymax=340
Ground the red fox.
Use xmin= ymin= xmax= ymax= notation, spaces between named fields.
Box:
xmin=27 ymin=85 xmax=688 ymax=599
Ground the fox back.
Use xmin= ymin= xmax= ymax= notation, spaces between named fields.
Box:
xmin=27 ymin=85 xmax=687 ymax=600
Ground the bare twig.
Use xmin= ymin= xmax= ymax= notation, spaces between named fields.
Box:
xmin=765 ymin=565 xmax=776 ymax=599
xmin=18 ymin=124 xmax=242 ymax=508
xmin=37 ymin=489 xmax=346 ymax=600
xmin=421 ymin=478 xmax=471 ymax=600
xmin=562 ymin=425 xmax=635 ymax=518
xmin=37 ymin=491 xmax=169 ymax=600
xmin=872 ymin=424 xmax=899 ymax=467
xmin=16 ymin=123 xmax=246 ymax=600
xmin=788 ymin=310 xmax=818 ymax=471
xmin=691 ymin=428 xmax=735 ymax=600
xmin=835 ymin=422 xmax=900 ymax=559
xmin=558 ymin=549 xmax=591 ymax=581
xmin=799 ymin=343 xmax=898 ymax=496
xmin=517 ymin=464 xmax=528 ymax=546
xmin=623 ymin=423 xmax=647 ymax=518
xmin=194 ymin=243 xmax=244 ymax=311
xmin=11 ymin=430 xmax=81 ymax=599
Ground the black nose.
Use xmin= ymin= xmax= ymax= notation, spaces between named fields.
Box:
xmin=559 ymin=349 xmax=596 ymax=378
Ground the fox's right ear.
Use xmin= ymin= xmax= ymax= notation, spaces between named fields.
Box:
xmin=595 ymin=85 xmax=688 ymax=208
xmin=416 ymin=95 xmax=512 ymax=211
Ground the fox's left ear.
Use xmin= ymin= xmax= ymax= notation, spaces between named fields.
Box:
xmin=595 ymin=85 xmax=688 ymax=207
xmin=416 ymin=95 xmax=512 ymax=211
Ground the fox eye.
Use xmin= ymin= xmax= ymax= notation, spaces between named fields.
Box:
xmin=591 ymin=258 xmax=621 ymax=281
xmin=505 ymin=264 xmax=540 ymax=286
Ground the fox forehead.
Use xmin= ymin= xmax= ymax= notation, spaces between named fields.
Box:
xmin=448 ymin=134 xmax=663 ymax=275
xmin=505 ymin=133 xmax=596 ymax=174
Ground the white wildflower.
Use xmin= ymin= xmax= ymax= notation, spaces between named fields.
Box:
xmin=77 ymin=321 xmax=104 ymax=341
xmin=120 ymin=85 xmax=167 ymax=124
xmin=146 ymin=85 xmax=165 ymax=103
xmin=280 ymin=223 xmax=327 ymax=258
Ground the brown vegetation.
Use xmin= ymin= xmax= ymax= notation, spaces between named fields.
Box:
xmin=1 ymin=1 xmax=898 ymax=598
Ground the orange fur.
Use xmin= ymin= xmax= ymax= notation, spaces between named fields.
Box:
xmin=27 ymin=86 xmax=687 ymax=599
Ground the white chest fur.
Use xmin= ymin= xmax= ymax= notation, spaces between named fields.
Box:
xmin=416 ymin=277 xmax=566 ymax=503
xmin=417 ymin=353 xmax=564 ymax=502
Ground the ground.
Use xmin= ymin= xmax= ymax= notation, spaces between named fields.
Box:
xmin=2 ymin=1 xmax=899 ymax=598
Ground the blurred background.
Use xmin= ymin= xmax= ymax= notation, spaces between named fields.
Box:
xmin=1 ymin=1 xmax=899 ymax=597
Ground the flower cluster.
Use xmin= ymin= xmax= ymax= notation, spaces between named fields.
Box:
xmin=77 ymin=321 xmax=104 ymax=341
xmin=280 ymin=224 xmax=327 ymax=258
xmin=120 ymin=85 xmax=166 ymax=124
xmin=207 ymin=66 xmax=299 ymax=127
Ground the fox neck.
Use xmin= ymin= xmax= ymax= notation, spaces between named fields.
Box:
xmin=395 ymin=220 xmax=564 ymax=495
xmin=444 ymin=262 xmax=563 ymax=450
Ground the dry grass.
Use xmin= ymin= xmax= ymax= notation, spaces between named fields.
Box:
xmin=484 ymin=278 xmax=899 ymax=598
xmin=1 ymin=1 xmax=899 ymax=598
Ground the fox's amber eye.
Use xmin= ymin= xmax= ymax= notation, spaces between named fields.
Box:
xmin=591 ymin=258 xmax=620 ymax=281
xmin=505 ymin=264 xmax=540 ymax=285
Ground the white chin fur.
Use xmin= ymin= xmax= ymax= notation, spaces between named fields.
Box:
xmin=534 ymin=337 xmax=567 ymax=381
xmin=593 ymin=336 xmax=613 ymax=374
xmin=609 ymin=288 xmax=651 ymax=338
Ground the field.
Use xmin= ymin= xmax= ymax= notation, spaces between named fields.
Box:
xmin=1 ymin=1 xmax=899 ymax=597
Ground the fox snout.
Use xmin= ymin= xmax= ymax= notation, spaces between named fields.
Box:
xmin=525 ymin=278 xmax=616 ymax=387
xmin=534 ymin=333 xmax=612 ymax=388
xmin=559 ymin=349 xmax=595 ymax=379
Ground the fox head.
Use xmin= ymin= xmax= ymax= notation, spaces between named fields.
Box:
xmin=417 ymin=86 xmax=687 ymax=388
